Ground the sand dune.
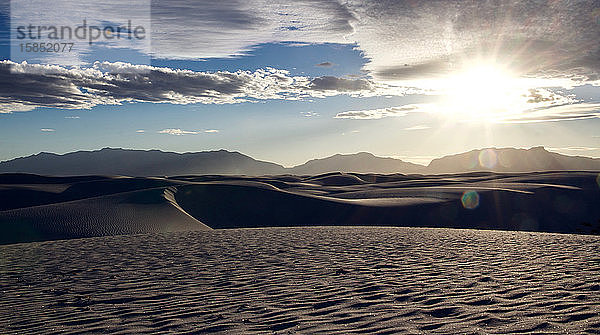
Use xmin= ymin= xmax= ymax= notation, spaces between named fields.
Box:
xmin=1 ymin=171 xmax=599 ymax=244
xmin=0 ymin=186 xmax=209 ymax=244
xmin=173 ymin=171 xmax=600 ymax=234
xmin=1 ymin=227 xmax=599 ymax=334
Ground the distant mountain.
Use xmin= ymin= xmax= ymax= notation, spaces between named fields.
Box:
xmin=0 ymin=148 xmax=286 ymax=176
xmin=1 ymin=146 xmax=599 ymax=176
xmin=290 ymin=152 xmax=424 ymax=175
xmin=427 ymin=146 xmax=600 ymax=173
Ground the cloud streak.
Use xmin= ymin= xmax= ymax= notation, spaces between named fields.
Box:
xmin=404 ymin=125 xmax=431 ymax=131
xmin=500 ymin=103 xmax=600 ymax=123
xmin=334 ymin=104 xmax=431 ymax=120
xmin=158 ymin=129 xmax=200 ymax=135
xmin=334 ymin=102 xmax=600 ymax=123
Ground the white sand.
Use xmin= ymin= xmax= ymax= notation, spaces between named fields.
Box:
xmin=0 ymin=227 xmax=599 ymax=334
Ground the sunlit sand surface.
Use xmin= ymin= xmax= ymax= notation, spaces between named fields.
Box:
xmin=1 ymin=227 xmax=599 ymax=334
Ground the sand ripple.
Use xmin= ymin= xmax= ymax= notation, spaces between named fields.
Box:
xmin=1 ymin=227 xmax=599 ymax=334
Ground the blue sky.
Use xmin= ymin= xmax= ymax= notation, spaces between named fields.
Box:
xmin=1 ymin=1 xmax=600 ymax=166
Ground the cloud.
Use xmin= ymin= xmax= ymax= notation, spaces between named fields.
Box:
xmin=334 ymin=99 xmax=600 ymax=123
xmin=158 ymin=129 xmax=199 ymax=135
xmin=315 ymin=62 xmax=335 ymax=67
xmin=301 ymin=111 xmax=320 ymax=117
xmin=525 ymin=88 xmax=569 ymax=104
xmin=64 ymin=116 xmax=80 ymax=119
xmin=204 ymin=129 xmax=219 ymax=133
xmin=346 ymin=1 xmax=600 ymax=83
xmin=0 ymin=61 xmax=377 ymax=112
xmin=150 ymin=0 xmax=355 ymax=59
xmin=334 ymin=104 xmax=431 ymax=120
xmin=40 ymin=128 xmax=55 ymax=132
xmin=500 ymin=103 xmax=600 ymax=123
xmin=4 ymin=1 xmax=600 ymax=115
xmin=309 ymin=76 xmax=372 ymax=92
xmin=136 ymin=129 xmax=145 ymax=133
xmin=145 ymin=0 xmax=600 ymax=83
xmin=404 ymin=125 xmax=431 ymax=131
xmin=8 ymin=1 xmax=599 ymax=86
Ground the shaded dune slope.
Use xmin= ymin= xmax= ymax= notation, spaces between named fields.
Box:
xmin=1 ymin=171 xmax=599 ymax=244
xmin=0 ymin=183 xmax=210 ymax=244
xmin=173 ymin=172 xmax=600 ymax=235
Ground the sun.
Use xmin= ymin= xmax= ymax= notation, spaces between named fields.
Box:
xmin=438 ymin=63 xmax=531 ymax=122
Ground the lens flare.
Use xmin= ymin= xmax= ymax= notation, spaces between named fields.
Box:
xmin=461 ymin=191 xmax=480 ymax=209
xmin=478 ymin=149 xmax=498 ymax=169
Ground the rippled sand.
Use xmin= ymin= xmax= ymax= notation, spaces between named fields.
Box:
xmin=1 ymin=227 xmax=599 ymax=334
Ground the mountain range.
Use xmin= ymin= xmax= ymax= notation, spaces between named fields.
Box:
xmin=0 ymin=146 xmax=599 ymax=176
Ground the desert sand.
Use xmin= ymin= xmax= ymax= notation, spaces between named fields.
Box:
xmin=1 ymin=172 xmax=599 ymax=333
xmin=1 ymin=171 xmax=599 ymax=244
xmin=1 ymin=227 xmax=599 ymax=334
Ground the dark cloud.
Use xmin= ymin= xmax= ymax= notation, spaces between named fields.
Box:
xmin=0 ymin=61 xmax=375 ymax=113
xmin=315 ymin=62 xmax=335 ymax=67
xmin=309 ymin=76 xmax=372 ymax=91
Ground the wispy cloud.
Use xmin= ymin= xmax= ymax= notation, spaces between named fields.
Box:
xmin=335 ymin=101 xmax=600 ymax=124
xmin=136 ymin=129 xmax=145 ymax=133
xmin=150 ymin=0 xmax=354 ymax=59
xmin=158 ymin=129 xmax=199 ymax=136
xmin=335 ymin=104 xmax=431 ymax=120
xmin=204 ymin=129 xmax=219 ymax=133
xmin=500 ymin=103 xmax=600 ymax=123
xmin=404 ymin=125 xmax=431 ymax=131
xmin=40 ymin=128 xmax=55 ymax=132
xmin=64 ymin=116 xmax=80 ymax=119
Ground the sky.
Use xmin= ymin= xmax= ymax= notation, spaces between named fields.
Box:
xmin=1 ymin=0 xmax=599 ymax=166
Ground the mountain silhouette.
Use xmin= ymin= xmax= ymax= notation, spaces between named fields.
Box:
xmin=427 ymin=147 xmax=600 ymax=173
xmin=0 ymin=147 xmax=599 ymax=176
xmin=0 ymin=148 xmax=285 ymax=176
